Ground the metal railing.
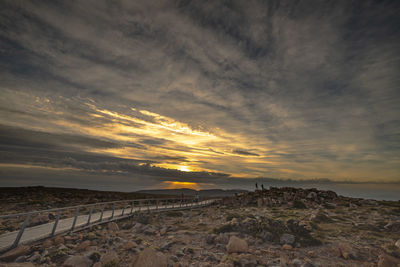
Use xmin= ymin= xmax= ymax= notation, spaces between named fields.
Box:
xmin=0 ymin=197 xmax=216 ymax=252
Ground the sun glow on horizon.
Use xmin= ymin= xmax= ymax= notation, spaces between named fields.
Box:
xmin=164 ymin=181 xmax=200 ymax=190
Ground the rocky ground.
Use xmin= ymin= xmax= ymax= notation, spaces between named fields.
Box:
xmin=0 ymin=187 xmax=400 ymax=267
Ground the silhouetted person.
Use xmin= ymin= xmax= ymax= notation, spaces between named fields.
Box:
xmin=195 ymin=192 xmax=199 ymax=204
xmin=261 ymin=184 xmax=264 ymax=190
xmin=255 ymin=183 xmax=258 ymax=190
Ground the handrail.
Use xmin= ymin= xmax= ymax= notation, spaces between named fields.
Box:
xmin=0 ymin=197 xmax=198 ymax=219
xmin=0 ymin=198 xmax=218 ymax=252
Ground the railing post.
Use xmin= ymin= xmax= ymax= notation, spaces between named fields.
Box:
xmin=130 ymin=201 xmax=134 ymax=214
xmin=51 ymin=211 xmax=61 ymax=236
xmin=156 ymin=200 xmax=158 ymax=211
xmin=87 ymin=207 xmax=93 ymax=225
xmin=99 ymin=205 xmax=105 ymax=222
xmin=111 ymin=204 xmax=115 ymax=219
xmin=122 ymin=205 xmax=125 ymax=216
xmin=12 ymin=214 xmax=31 ymax=248
xmin=71 ymin=207 xmax=79 ymax=231
xmin=139 ymin=201 xmax=141 ymax=212
xmin=147 ymin=200 xmax=150 ymax=213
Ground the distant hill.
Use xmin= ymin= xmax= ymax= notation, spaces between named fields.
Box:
xmin=136 ymin=188 xmax=248 ymax=197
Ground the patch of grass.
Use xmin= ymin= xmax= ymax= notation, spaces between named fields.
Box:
xmin=213 ymin=224 xmax=234 ymax=234
xmin=103 ymin=259 xmax=119 ymax=267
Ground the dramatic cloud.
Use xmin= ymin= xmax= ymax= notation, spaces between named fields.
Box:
xmin=0 ymin=0 xmax=399 ymax=190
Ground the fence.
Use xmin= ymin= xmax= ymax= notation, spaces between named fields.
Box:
xmin=0 ymin=197 xmax=216 ymax=253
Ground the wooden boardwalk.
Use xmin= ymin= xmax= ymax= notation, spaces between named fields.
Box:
xmin=0 ymin=199 xmax=215 ymax=252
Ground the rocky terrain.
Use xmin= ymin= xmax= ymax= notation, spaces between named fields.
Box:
xmin=0 ymin=187 xmax=400 ymax=267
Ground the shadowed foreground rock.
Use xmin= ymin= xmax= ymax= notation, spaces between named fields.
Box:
xmin=226 ymin=236 xmax=248 ymax=253
xmin=132 ymin=247 xmax=167 ymax=267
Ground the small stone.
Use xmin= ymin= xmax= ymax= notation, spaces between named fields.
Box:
xmin=76 ymin=240 xmax=91 ymax=252
xmin=62 ymin=255 xmax=92 ymax=267
xmin=292 ymin=258 xmax=303 ymax=266
xmin=54 ymin=236 xmax=65 ymax=245
xmin=85 ymin=251 xmax=101 ymax=263
xmin=14 ymin=256 xmax=27 ymax=263
xmin=395 ymin=239 xmax=400 ymax=249
xmin=160 ymin=227 xmax=167 ymax=236
xmin=27 ymin=253 xmax=41 ymax=263
xmin=282 ymin=244 xmax=293 ymax=250
xmin=132 ymin=247 xmax=167 ymax=267
xmin=42 ymin=239 xmax=53 ymax=248
xmin=123 ymin=241 xmax=137 ymax=250
xmin=226 ymin=236 xmax=248 ymax=253
xmin=58 ymin=244 xmax=68 ymax=250
xmin=307 ymin=250 xmax=316 ymax=258
xmin=280 ymin=233 xmax=295 ymax=245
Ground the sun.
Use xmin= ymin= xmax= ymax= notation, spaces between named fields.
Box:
xmin=178 ymin=165 xmax=190 ymax=172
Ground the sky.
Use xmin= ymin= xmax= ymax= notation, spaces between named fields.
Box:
xmin=0 ymin=0 xmax=399 ymax=191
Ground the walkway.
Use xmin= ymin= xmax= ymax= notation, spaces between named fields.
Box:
xmin=0 ymin=199 xmax=216 ymax=253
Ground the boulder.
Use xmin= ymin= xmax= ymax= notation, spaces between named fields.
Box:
xmin=280 ymin=233 xmax=295 ymax=245
xmin=75 ymin=240 xmax=91 ymax=252
xmin=107 ymin=222 xmax=119 ymax=232
xmin=226 ymin=236 xmax=248 ymax=253
xmin=395 ymin=239 xmax=400 ymax=249
xmin=0 ymin=246 xmax=30 ymax=262
xmin=132 ymin=247 xmax=167 ymax=267
xmin=377 ymin=253 xmax=400 ymax=267
xmin=100 ymin=251 xmax=119 ymax=266
xmin=62 ymin=255 xmax=92 ymax=267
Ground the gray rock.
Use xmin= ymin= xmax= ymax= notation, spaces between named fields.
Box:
xmin=280 ymin=233 xmax=295 ymax=245
xmin=62 ymin=255 xmax=93 ymax=267
xmin=292 ymin=258 xmax=303 ymax=266
xmin=27 ymin=253 xmax=41 ymax=263
xmin=15 ymin=256 xmax=28 ymax=262
xmin=132 ymin=247 xmax=167 ymax=267
xmin=170 ymin=255 xmax=179 ymax=262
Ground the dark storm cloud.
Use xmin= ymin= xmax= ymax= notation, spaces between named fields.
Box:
xmin=0 ymin=0 xmax=400 ymax=188
xmin=232 ymin=149 xmax=260 ymax=157
xmin=0 ymin=124 xmax=122 ymax=150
